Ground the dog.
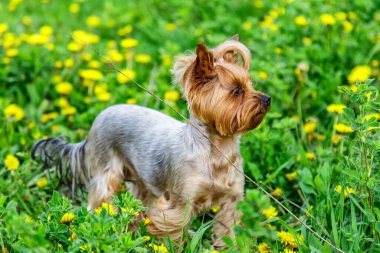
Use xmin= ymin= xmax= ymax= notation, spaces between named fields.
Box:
xmin=31 ymin=35 xmax=270 ymax=249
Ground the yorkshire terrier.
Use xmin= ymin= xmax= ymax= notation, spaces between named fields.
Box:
xmin=32 ymin=35 xmax=270 ymax=249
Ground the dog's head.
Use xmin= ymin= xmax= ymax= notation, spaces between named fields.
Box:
xmin=173 ymin=35 xmax=270 ymax=136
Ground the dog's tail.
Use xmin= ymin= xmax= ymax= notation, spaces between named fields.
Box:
xmin=31 ymin=137 xmax=89 ymax=193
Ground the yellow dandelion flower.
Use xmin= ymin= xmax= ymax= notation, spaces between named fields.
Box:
xmin=27 ymin=33 xmax=49 ymax=45
xmin=332 ymin=134 xmax=340 ymax=145
xmin=259 ymin=71 xmax=268 ymax=80
xmin=88 ymin=60 xmax=100 ymax=69
xmin=79 ymin=69 xmax=103 ymax=81
xmin=286 ymin=171 xmax=297 ymax=181
xmin=242 ymin=21 xmax=252 ymax=30
xmin=272 ymin=187 xmax=283 ymax=197
xmin=117 ymin=69 xmax=136 ymax=83
xmin=72 ymin=30 xmax=100 ymax=44
xmin=343 ymin=21 xmax=353 ymax=32
xmin=302 ymin=37 xmax=312 ymax=46
xmin=320 ymin=14 xmax=336 ymax=26
xmin=61 ymin=105 xmax=77 ymax=116
xmin=261 ymin=206 xmax=278 ymax=219
xmin=165 ymin=23 xmax=177 ymax=32
xmin=164 ymin=90 xmax=180 ymax=102
xmin=348 ymin=12 xmax=358 ymax=20
xmin=306 ymin=152 xmax=316 ymax=161
xmin=303 ymin=121 xmax=316 ymax=134
xmin=5 ymin=155 xmax=20 ymax=171
xmin=120 ymin=38 xmax=138 ymax=48
xmin=162 ymin=55 xmax=172 ymax=66
xmin=69 ymin=3 xmax=80 ymax=13
xmin=36 ymin=177 xmax=48 ymax=188
xmin=283 ymin=249 xmax=298 ymax=253
xmin=86 ymin=16 xmax=101 ymax=27
xmin=371 ymin=60 xmax=379 ymax=68
xmin=6 ymin=48 xmax=18 ymax=57
xmin=260 ymin=16 xmax=278 ymax=31
xmin=64 ymin=58 xmax=74 ymax=68
xmin=28 ymin=122 xmax=36 ymax=129
xmin=274 ymin=47 xmax=282 ymax=55
xmin=347 ymin=65 xmax=371 ymax=83
xmin=135 ymin=54 xmax=152 ymax=64
xmin=253 ymin=0 xmax=264 ymax=8
xmin=4 ymin=104 xmax=24 ymax=121
xmin=80 ymin=53 xmax=92 ymax=62
xmin=365 ymin=113 xmax=380 ymax=121
xmin=57 ymin=98 xmax=69 ymax=107
xmin=106 ymin=49 xmax=123 ymax=62
xmin=69 ymin=230 xmax=76 ymax=241
xmin=257 ymin=242 xmax=272 ymax=253
xmin=25 ymin=216 xmax=34 ymax=224
xmin=54 ymin=61 xmax=63 ymax=68
xmin=211 ymin=205 xmax=220 ymax=213
xmin=67 ymin=41 xmax=83 ymax=52
xmin=60 ymin=212 xmax=75 ymax=224
xmin=126 ymin=98 xmax=137 ymax=104
xmin=0 ymin=23 xmax=9 ymax=35
xmin=326 ymin=104 xmax=346 ymax=114
xmin=335 ymin=12 xmax=347 ymax=21
xmin=335 ymin=185 xmax=356 ymax=199
xmin=316 ymin=134 xmax=325 ymax=141
xmin=117 ymin=25 xmax=133 ymax=36
xmin=334 ymin=123 xmax=354 ymax=134
xmin=294 ymin=16 xmax=308 ymax=26
xmin=96 ymin=92 xmax=111 ymax=102
xmin=95 ymin=203 xmax=117 ymax=216
xmin=39 ymin=25 xmax=53 ymax=36
xmin=56 ymin=82 xmax=73 ymax=95
xmin=2 ymin=57 xmax=11 ymax=65
xmin=22 ymin=16 xmax=32 ymax=26
xmin=144 ymin=217 xmax=151 ymax=225
xmin=150 ymin=243 xmax=169 ymax=253
xmin=277 ymin=231 xmax=304 ymax=249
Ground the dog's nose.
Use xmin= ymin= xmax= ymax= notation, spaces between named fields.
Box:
xmin=261 ymin=95 xmax=271 ymax=106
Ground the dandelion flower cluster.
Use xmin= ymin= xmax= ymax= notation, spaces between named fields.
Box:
xmin=94 ymin=203 xmax=117 ymax=216
xmin=257 ymin=242 xmax=272 ymax=253
xmin=261 ymin=206 xmax=278 ymax=219
xmin=347 ymin=65 xmax=371 ymax=83
xmin=60 ymin=212 xmax=75 ymax=224
xmin=277 ymin=231 xmax=304 ymax=249
xmin=334 ymin=123 xmax=354 ymax=134
xmin=4 ymin=104 xmax=24 ymax=121
xmin=5 ymin=154 xmax=20 ymax=171
xmin=326 ymin=104 xmax=346 ymax=114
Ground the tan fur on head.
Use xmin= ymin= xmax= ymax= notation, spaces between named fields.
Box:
xmin=172 ymin=36 xmax=269 ymax=136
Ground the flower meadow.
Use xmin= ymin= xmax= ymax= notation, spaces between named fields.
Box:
xmin=1 ymin=0 xmax=379 ymax=252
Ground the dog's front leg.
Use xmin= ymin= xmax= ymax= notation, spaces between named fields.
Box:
xmin=213 ymin=194 xmax=243 ymax=250
xmin=146 ymin=193 xmax=194 ymax=242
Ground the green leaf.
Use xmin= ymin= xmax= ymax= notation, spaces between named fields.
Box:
xmin=189 ymin=221 xmax=212 ymax=252
xmin=343 ymin=107 xmax=355 ymax=120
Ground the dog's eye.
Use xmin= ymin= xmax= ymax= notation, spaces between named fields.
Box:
xmin=232 ymin=86 xmax=243 ymax=96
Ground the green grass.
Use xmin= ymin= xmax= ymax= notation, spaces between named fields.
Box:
xmin=1 ymin=0 xmax=380 ymax=252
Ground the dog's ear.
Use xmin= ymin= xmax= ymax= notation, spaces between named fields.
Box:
xmin=194 ymin=44 xmax=216 ymax=83
xmin=230 ymin=34 xmax=239 ymax=41
xmin=221 ymin=34 xmax=240 ymax=64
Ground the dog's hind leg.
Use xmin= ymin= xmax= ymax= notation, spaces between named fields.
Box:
xmin=87 ymin=151 xmax=124 ymax=209
xmin=146 ymin=193 xmax=194 ymax=242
